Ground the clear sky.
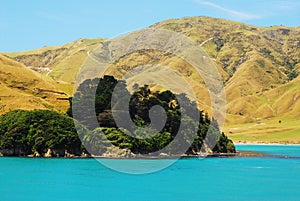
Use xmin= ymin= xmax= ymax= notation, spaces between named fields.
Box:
xmin=1 ymin=0 xmax=299 ymax=52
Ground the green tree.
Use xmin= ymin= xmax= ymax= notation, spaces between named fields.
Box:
xmin=0 ymin=110 xmax=84 ymax=156
xmin=67 ymin=75 xmax=236 ymax=155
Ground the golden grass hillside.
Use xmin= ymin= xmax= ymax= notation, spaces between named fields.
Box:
xmin=0 ymin=54 xmax=69 ymax=114
xmin=5 ymin=38 xmax=105 ymax=95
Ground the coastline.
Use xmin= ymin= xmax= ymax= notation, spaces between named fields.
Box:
xmin=0 ymin=151 xmax=265 ymax=159
xmin=2 ymin=144 xmax=298 ymax=159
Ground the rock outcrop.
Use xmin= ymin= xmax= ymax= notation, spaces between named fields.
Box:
xmin=64 ymin=150 xmax=75 ymax=158
xmin=44 ymin=149 xmax=53 ymax=158
xmin=102 ymin=146 xmax=136 ymax=158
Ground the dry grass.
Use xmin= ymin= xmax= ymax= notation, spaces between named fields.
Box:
xmin=0 ymin=54 xmax=69 ymax=114
xmin=224 ymin=117 xmax=300 ymax=143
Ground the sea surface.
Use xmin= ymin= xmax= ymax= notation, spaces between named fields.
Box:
xmin=1 ymin=145 xmax=300 ymax=201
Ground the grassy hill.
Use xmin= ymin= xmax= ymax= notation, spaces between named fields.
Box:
xmin=0 ymin=54 xmax=69 ymax=113
xmin=150 ymin=17 xmax=300 ymax=142
xmin=5 ymin=38 xmax=105 ymax=95
xmin=2 ymin=16 xmax=299 ymax=143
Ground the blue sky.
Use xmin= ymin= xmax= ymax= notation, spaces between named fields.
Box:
xmin=1 ymin=0 xmax=300 ymax=52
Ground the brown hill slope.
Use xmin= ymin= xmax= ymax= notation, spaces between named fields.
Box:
xmin=0 ymin=54 xmax=69 ymax=113
xmin=5 ymin=38 xmax=105 ymax=95
xmin=151 ymin=17 xmax=299 ymax=122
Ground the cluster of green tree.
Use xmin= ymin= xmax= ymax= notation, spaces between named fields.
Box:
xmin=70 ymin=75 xmax=236 ymax=155
xmin=0 ymin=110 xmax=83 ymax=156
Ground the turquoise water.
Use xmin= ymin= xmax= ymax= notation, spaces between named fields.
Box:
xmin=1 ymin=145 xmax=300 ymax=201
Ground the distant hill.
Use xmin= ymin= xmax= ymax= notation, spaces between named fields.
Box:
xmin=5 ymin=38 xmax=105 ymax=95
xmin=2 ymin=16 xmax=299 ymax=142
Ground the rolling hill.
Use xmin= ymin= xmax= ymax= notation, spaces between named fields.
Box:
xmin=5 ymin=38 xmax=105 ymax=95
xmin=0 ymin=53 xmax=69 ymax=113
xmin=1 ymin=16 xmax=299 ymax=143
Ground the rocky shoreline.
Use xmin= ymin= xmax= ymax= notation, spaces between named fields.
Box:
xmin=1 ymin=142 xmax=273 ymax=159
xmin=1 ymin=142 xmax=295 ymax=158
xmin=0 ymin=149 xmax=265 ymax=159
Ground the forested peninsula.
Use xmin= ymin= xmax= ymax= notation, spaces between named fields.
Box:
xmin=0 ymin=76 xmax=235 ymax=157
